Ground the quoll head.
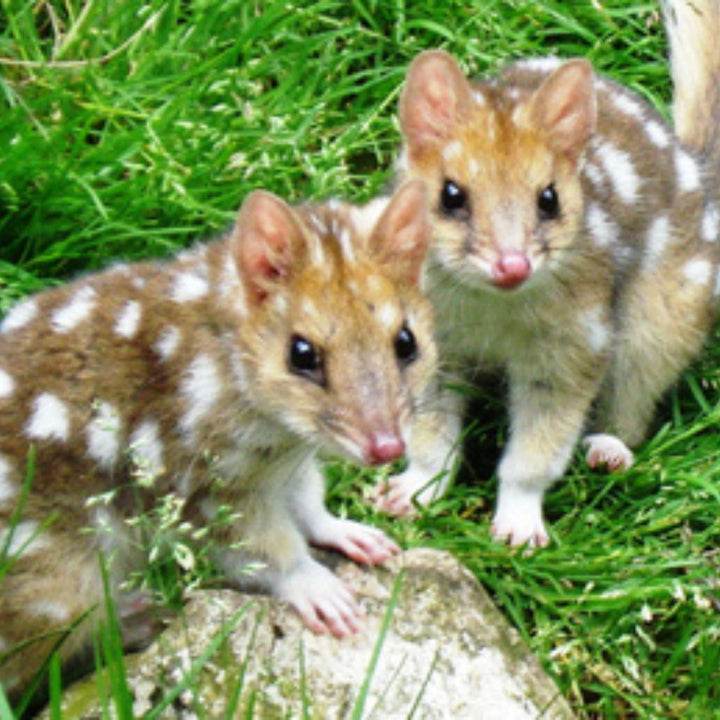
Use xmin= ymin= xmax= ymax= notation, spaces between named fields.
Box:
xmin=230 ymin=181 xmax=435 ymax=467
xmin=398 ymin=50 xmax=596 ymax=291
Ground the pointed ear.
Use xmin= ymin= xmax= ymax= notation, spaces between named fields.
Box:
xmin=400 ymin=50 xmax=473 ymax=159
xmin=232 ymin=190 xmax=304 ymax=305
xmin=523 ymin=59 xmax=597 ymax=164
xmin=368 ymin=181 xmax=431 ymax=286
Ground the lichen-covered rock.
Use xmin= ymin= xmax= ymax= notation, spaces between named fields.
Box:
xmin=43 ymin=549 xmax=575 ymax=719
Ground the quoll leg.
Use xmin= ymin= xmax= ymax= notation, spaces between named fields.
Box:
xmin=492 ymin=369 xmax=602 ymax=548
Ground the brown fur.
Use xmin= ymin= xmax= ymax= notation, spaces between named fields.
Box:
xmin=0 ymin=181 xmax=437 ymax=695
xmin=374 ymin=21 xmax=720 ymax=543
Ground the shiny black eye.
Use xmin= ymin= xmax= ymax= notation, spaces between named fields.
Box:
xmin=537 ymin=184 xmax=560 ymax=219
xmin=440 ymin=179 xmax=469 ymax=216
xmin=288 ymin=334 xmax=325 ymax=386
xmin=394 ymin=325 xmax=417 ymax=366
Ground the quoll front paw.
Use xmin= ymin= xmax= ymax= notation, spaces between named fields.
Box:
xmin=277 ymin=558 xmax=364 ymax=638
xmin=491 ymin=485 xmax=549 ymax=549
xmin=368 ymin=476 xmax=416 ymax=517
xmin=311 ymin=517 xmax=399 ymax=565
xmin=368 ymin=467 xmax=442 ymax=518
xmin=583 ymin=434 xmax=634 ymax=472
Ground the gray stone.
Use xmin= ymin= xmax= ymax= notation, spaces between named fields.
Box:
xmin=46 ymin=548 xmax=575 ymax=719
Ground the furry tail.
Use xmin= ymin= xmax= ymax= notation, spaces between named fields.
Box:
xmin=664 ymin=0 xmax=720 ymax=176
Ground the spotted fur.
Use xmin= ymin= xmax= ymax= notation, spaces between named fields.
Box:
xmin=0 ymin=181 xmax=436 ymax=696
xmin=378 ymin=1 xmax=720 ymax=546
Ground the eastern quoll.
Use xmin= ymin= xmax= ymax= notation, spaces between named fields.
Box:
xmin=0 ymin=180 xmax=436 ymax=695
xmin=371 ymin=0 xmax=720 ymax=546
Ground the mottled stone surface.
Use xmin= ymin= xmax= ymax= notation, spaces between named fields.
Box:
xmin=45 ymin=548 xmax=574 ymax=719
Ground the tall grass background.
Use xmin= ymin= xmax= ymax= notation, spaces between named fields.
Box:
xmin=0 ymin=0 xmax=718 ymax=717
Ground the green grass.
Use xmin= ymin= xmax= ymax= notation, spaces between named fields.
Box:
xmin=1 ymin=0 xmax=719 ymax=717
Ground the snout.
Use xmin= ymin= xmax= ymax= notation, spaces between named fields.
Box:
xmin=364 ymin=430 xmax=406 ymax=466
xmin=491 ymin=251 xmax=531 ymax=289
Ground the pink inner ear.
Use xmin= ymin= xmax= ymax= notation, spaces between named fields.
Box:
xmin=233 ymin=191 xmax=298 ymax=304
xmin=401 ymin=52 xmax=470 ymax=150
xmin=531 ymin=61 xmax=596 ymax=160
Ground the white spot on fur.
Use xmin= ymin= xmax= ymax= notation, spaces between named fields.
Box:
xmin=701 ymin=204 xmax=720 ymax=242
xmin=366 ymin=274 xmax=385 ymax=295
xmin=218 ymin=253 xmax=240 ymax=297
xmin=300 ymin=298 xmax=318 ymax=318
xmin=0 ymin=455 xmax=15 ymax=504
xmin=171 ymin=271 xmax=208 ymax=303
xmin=305 ymin=212 xmax=326 ymax=235
xmin=338 ymin=226 xmax=356 ymax=262
xmin=271 ymin=294 xmax=288 ymax=316
xmin=179 ymin=354 xmax=221 ymax=440
xmin=468 ymin=158 xmax=479 ymax=176
xmin=0 ymin=367 xmax=15 ymax=398
xmin=108 ymin=262 xmax=131 ymax=276
xmin=154 ymin=326 xmax=181 ymax=361
xmin=582 ymin=162 xmax=605 ymax=189
xmin=350 ymin=197 xmax=390 ymax=239
xmin=86 ymin=401 xmax=122 ymax=469
xmin=585 ymin=202 xmax=619 ymax=247
xmin=443 ymin=140 xmax=462 ymax=162
xmin=132 ymin=276 xmax=146 ymax=289
xmin=674 ymin=147 xmax=701 ymax=192
xmin=51 ymin=286 xmax=96 ymax=333
xmin=595 ymin=142 xmax=641 ymax=204
xmin=644 ymin=215 xmax=671 ymax=270
xmin=580 ymin=305 xmax=611 ymax=354
xmin=612 ymin=92 xmax=644 ymax=120
xmin=376 ymin=302 xmax=398 ymax=330
xmin=472 ymin=90 xmax=486 ymax=105
xmin=114 ymin=300 xmax=142 ymax=339
xmin=516 ymin=56 xmax=562 ymax=73
xmin=682 ymin=257 xmax=712 ymax=285
xmin=25 ymin=392 xmax=70 ymax=442
xmin=30 ymin=601 xmax=71 ymax=622
xmin=645 ymin=120 xmax=669 ymax=148
xmin=1 ymin=298 xmax=38 ymax=333
xmin=129 ymin=420 xmax=164 ymax=478
xmin=308 ymin=234 xmax=327 ymax=268
xmin=0 ymin=519 xmax=50 ymax=557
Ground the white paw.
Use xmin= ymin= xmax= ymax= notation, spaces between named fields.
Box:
xmin=491 ymin=484 xmax=549 ymax=548
xmin=368 ymin=467 xmax=447 ymax=517
xmin=310 ymin=517 xmax=399 ymax=565
xmin=583 ymin=434 xmax=634 ymax=472
xmin=276 ymin=558 xmax=364 ymax=637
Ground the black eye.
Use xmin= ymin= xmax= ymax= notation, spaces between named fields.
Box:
xmin=394 ymin=325 xmax=417 ymax=366
xmin=288 ymin=334 xmax=325 ymax=386
xmin=440 ymin=179 xmax=469 ymax=216
xmin=538 ymin=184 xmax=560 ymax=219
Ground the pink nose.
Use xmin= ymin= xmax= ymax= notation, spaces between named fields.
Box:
xmin=365 ymin=432 xmax=406 ymax=466
xmin=492 ymin=252 xmax=531 ymax=289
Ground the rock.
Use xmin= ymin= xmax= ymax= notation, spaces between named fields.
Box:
xmin=44 ymin=548 xmax=574 ymax=719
